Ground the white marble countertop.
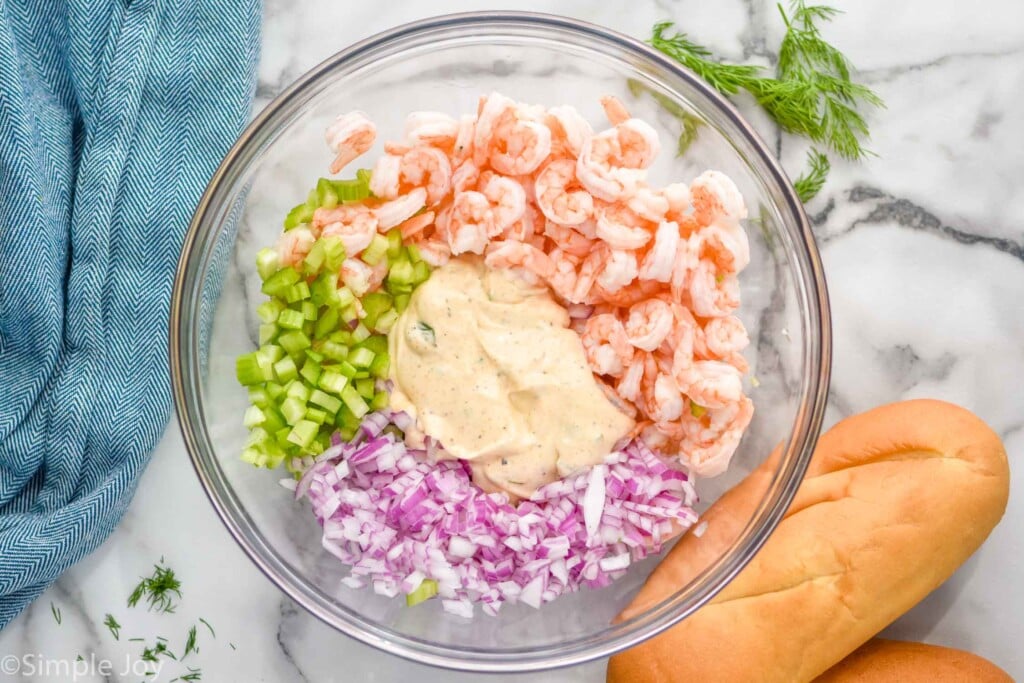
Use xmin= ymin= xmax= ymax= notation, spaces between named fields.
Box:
xmin=3 ymin=1 xmax=1022 ymax=681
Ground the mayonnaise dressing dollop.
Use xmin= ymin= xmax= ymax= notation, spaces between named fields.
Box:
xmin=389 ymin=257 xmax=634 ymax=499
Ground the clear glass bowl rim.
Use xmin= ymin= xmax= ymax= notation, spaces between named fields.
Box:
xmin=169 ymin=10 xmax=832 ymax=673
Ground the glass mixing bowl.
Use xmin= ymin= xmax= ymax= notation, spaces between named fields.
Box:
xmin=170 ymin=12 xmax=830 ymax=673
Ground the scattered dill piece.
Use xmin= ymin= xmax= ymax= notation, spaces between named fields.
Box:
xmin=104 ymin=613 xmax=122 ymax=640
xmin=128 ymin=562 xmax=182 ymax=613
xmin=229 ymin=642 xmax=237 ymax=650
xmin=76 ymin=654 xmax=83 ymax=662
xmin=174 ymin=667 xmax=203 ymax=681
xmin=129 ymin=637 xmax=145 ymax=642
xmin=183 ymin=625 xmax=198 ymax=659
xmin=793 ymin=148 xmax=831 ymax=202
xmin=50 ymin=602 xmax=61 ymax=625
xmin=198 ymin=618 xmax=216 ymax=638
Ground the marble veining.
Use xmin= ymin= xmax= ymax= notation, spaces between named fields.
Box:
xmin=1 ymin=1 xmax=1022 ymax=681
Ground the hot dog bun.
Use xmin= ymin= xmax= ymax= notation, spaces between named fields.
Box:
xmin=607 ymin=400 xmax=1010 ymax=683
xmin=816 ymin=639 xmax=1014 ymax=682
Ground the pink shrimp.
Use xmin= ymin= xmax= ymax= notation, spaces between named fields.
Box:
xmin=403 ymin=111 xmax=459 ymax=148
xmin=317 ymin=205 xmax=379 ymax=256
xmin=373 ymin=188 xmax=427 ymax=230
xmin=452 ymin=114 xmax=476 ymax=162
xmin=325 ymin=111 xmax=376 ymax=174
xmin=275 ymin=227 xmax=315 ymax=268
xmin=340 ymin=257 xmax=373 ymax=297
xmin=594 ymin=202 xmax=654 ymax=250
xmin=661 ymin=182 xmax=691 ymax=221
xmin=416 ymin=238 xmax=452 ymax=267
xmin=451 ymin=160 xmax=481 ymax=194
xmin=576 ymin=125 xmax=654 ymax=202
xmin=690 ymin=170 xmax=747 ymax=225
xmin=702 ymin=315 xmax=750 ymax=373
xmin=624 ymin=298 xmax=674 ymax=351
xmin=484 ymin=240 xmax=555 ymax=281
xmin=591 ymin=277 xmax=664 ymax=308
xmin=679 ymin=396 xmax=753 ymax=477
xmin=474 ymin=93 xmax=552 ymax=175
xmin=545 ymin=105 xmax=593 ymax=158
xmin=688 ymin=260 xmax=740 ymax=318
xmin=534 ymin=159 xmax=594 ymax=226
xmin=544 ymin=248 xmax=580 ymax=302
xmin=447 ymin=191 xmax=492 ymax=254
xmin=573 ymin=242 xmax=612 ymax=303
xmin=369 ymin=154 xmax=402 ymax=198
xmin=673 ymin=356 xmax=744 ymax=410
xmin=615 ymin=356 xmax=645 ymax=403
xmin=371 ymin=148 xmax=452 ymax=204
xmin=581 ymin=313 xmax=634 ymax=377
xmin=543 ymin=220 xmax=593 ymax=259
xmin=627 ymin=186 xmax=670 ymax=223
xmin=693 ymin=217 xmax=751 ymax=275
xmin=638 ymin=220 xmax=680 ymax=283
xmin=397 ymin=210 xmax=435 ymax=240
xmin=481 ymin=174 xmax=527 ymax=234
xmin=639 ymin=361 xmax=685 ymax=424
xmin=600 ymin=95 xmax=631 ymax=126
xmin=595 ymin=248 xmax=638 ymax=294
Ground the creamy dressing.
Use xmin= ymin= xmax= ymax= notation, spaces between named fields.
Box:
xmin=389 ymin=257 xmax=634 ymax=499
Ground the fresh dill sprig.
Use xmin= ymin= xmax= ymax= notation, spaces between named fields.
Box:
xmin=173 ymin=667 xmax=203 ymax=682
xmin=103 ymin=613 xmax=121 ymax=641
xmin=198 ymin=618 xmax=215 ymax=638
xmin=183 ymin=625 xmax=198 ymax=659
xmin=50 ymin=602 xmax=61 ymax=625
xmin=649 ymin=1 xmax=882 ymax=200
xmin=140 ymin=639 xmax=177 ymax=663
xmin=127 ymin=562 xmax=182 ymax=613
xmin=793 ymin=149 xmax=831 ymax=202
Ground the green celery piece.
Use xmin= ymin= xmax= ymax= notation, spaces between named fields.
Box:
xmin=374 ymin=310 xmax=398 ymax=334
xmin=283 ymin=203 xmax=315 ymax=231
xmin=320 ymin=340 xmax=349 ymax=362
xmin=258 ymin=323 xmax=279 ymax=345
xmin=405 ymin=579 xmax=438 ymax=606
xmin=301 ymin=300 xmax=317 ymax=321
xmin=394 ymin=293 xmax=410 ymax=314
xmin=387 ymin=258 xmax=415 ymax=287
xmin=305 ymin=407 xmax=328 ymax=425
xmin=340 ymin=385 xmax=369 ymax=419
xmin=368 ymin=353 xmax=390 ymax=379
xmin=257 ymin=298 xmax=286 ymax=324
xmin=309 ymin=389 xmax=342 ymax=415
xmin=285 ymin=380 xmax=311 ymax=402
xmin=236 ymin=352 xmax=272 ymax=386
xmin=337 ymin=361 xmax=358 ymax=379
xmin=369 ymin=391 xmax=390 ymax=412
xmin=256 ymin=248 xmax=280 ymax=281
xmin=332 ymin=176 xmax=371 ymax=203
xmin=247 ymin=386 xmax=270 ymax=407
xmin=261 ymin=405 xmax=287 ymax=434
xmin=318 ymin=370 xmax=349 ymax=395
xmin=283 ymin=281 xmax=310 ymax=304
xmin=277 ymin=308 xmax=305 ymax=330
xmin=357 ymin=334 xmax=388 ymax=355
xmin=300 ymin=358 xmax=322 ymax=386
xmin=286 ymin=420 xmax=318 ymax=448
xmin=412 ymin=260 xmax=430 ymax=284
xmin=334 ymin=406 xmax=361 ymax=433
xmin=385 ymin=229 xmax=403 ymax=258
xmin=354 ymin=377 xmax=375 ymax=400
xmin=242 ymin=405 xmax=265 ymax=428
xmin=351 ymin=322 xmax=371 ymax=343
xmin=273 ymin=356 xmax=298 ymax=383
xmin=405 ymin=243 xmax=423 ymax=264
xmin=261 ymin=267 xmax=301 ymax=297
xmin=317 ymin=178 xmax=339 ymax=209
xmin=314 ymin=306 xmax=340 ymax=340
xmin=361 ymin=292 xmax=393 ymax=321
xmin=348 ymin=347 xmax=374 ymax=369
xmin=361 ymin=234 xmax=389 ymax=266
xmin=280 ymin=397 xmax=307 ymax=425
xmin=277 ymin=330 xmax=311 ymax=355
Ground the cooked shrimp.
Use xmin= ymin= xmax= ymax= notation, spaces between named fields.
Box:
xmin=535 ymin=159 xmax=593 ymax=226
xmin=546 ymin=105 xmax=593 ymax=158
xmin=688 ymin=260 xmax=740 ymax=318
xmin=447 ymin=191 xmax=492 ymax=255
xmin=594 ymin=203 xmax=653 ymax=250
xmin=694 ymin=217 xmax=750 ymax=274
xmin=484 ymin=240 xmax=555 ymax=280
xmin=680 ymin=396 xmax=753 ymax=477
xmin=690 ymin=170 xmax=747 ymax=225
xmin=624 ymin=298 xmax=674 ymax=351
xmin=451 ymin=160 xmax=481 ymax=194
xmin=674 ymin=358 xmax=744 ymax=410
xmin=702 ymin=315 xmax=750 ymax=372
xmin=489 ymin=117 xmax=552 ymax=176
xmin=576 ymin=127 xmax=649 ymax=201
xmin=317 ymin=205 xmax=379 ymax=256
xmin=670 ymin=235 xmax=700 ymax=302
xmin=580 ymin=313 xmax=634 ymax=378
xmin=600 ymin=95 xmax=631 ymax=126
xmin=616 ymin=357 xmax=645 ymax=403
xmin=326 ymin=111 xmax=376 ymax=174
xmin=399 ymin=147 xmax=452 ymax=205
xmin=595 ymin=249 xmax=638 ymax=294
xmin=275 ymin=227 xmax=315 ymax=268
xmin=545 ymin=249 xmax=579 ymax=302
xmin=591 ymin=277 xmax=663 ymax=308
xmin=640 ymin=370 xmax=685 ymax=424
xmin=369 ymin=154 xmax=402 ymax=198
xmin=573 ymin=243 xmax=611 ymax=303
xmin=452 ymin=114 xmax=476 ymax=162
xmin=638 ymin=220 xmax=680 ymax=283
xmin=340 ymin=257 xmax=373 ymax=297
xmin=398 ymin=210 xmax=435 ymax=240
xmin=373 ymin=187 xmax=427 ymax=230
xmin=404 ymin=111 xmax=459 ymax=148
xmin=627 ymin=186 xmax=669 ymax=223
xmin=662 ymin=182 xmax=691 ymax=219
xmin=543 ymin=220 xmax=593 ymax=259
xmin=416 ymin=238 xmax=452 ymax=267
xmin=481 ymin=174 xmax=527 ymax=233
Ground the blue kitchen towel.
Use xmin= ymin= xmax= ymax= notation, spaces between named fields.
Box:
xmin=0 ymin=0 xmax=260 ymax=626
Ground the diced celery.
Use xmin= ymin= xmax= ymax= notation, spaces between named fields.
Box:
xmin=328 ymin=330 xmax=353 ymax=345
xmin=309 ymin=389 xmax=342 ymax=415
xmin=340 ymin=385 xmax=369 ymax=418
xmin=348 ymin=347 xmax=375 ymax=369
xmin=273 ymin=356 xmax=298 ymax=383
xmin=248 ymin=386 xmax=270 ymax=407
xmin=300 ymin=358 xmax=321 ymax=386
xmin=301 ymin=300 xmax=317 ymax=321
xmin=385 ymin=229 xmax=403 ymax=258
xmin=258 ymin=323 xmax=278 ymax=345
xmin=261 ymin=267 xmax=301 ymax=297
xmin=243 ymin=405 xmax=265 ymax=428
xmin=690 ymin=403 xmax=707 ymax=418
xmin=336 ymin=286 xmax=356 ymax=309
xmin=361 ymin=234 xmax=389 ymax=266
xmin=351 ymin=322 xmax=371 ymax=343
xmin=286 ymin=381 xmax=311 ymax=402
xmin=310 ymin=273 xmax=337 ymax=307
xmin=283 ymin=281 xmax=311 ymax=303
xmin=236 ymin=352 xmax=273 ymax=385
xmin=337 ymin=361 xmax=358 ymax=379
xmin=370 ymin=391 xmax=390 ymax=412
xmin=305 ymin=349 xmax=325 ymax=363
xmin=305 ymin=407 xmax=328 ymax=425
xmin=412 ymin=260 xmax=430 ymax=284
xmin=265 ymin=381 xmax=285 ymax=401
xmin=317 ymin=178 xmax=339 ymax=209
xmin=387 ymin=259 xmax=415 ymax=287
xmin=368 ymin=353 xmax=390 ymax=379
xmin=333 ymin=175 xmax=371 ymax=203
xmin=259 ymin=344 xmax=285 ymax=363
xmin=287 ymin=420 xmax=319 ymax=448
xmin=277 ymin=330 xmax=311 ymax=354
xmin=277 ymin=308 xmax=305 ymax=330
xmin=320 ymin=340 xmax=349 ymax=362
xmin=303 ymin=238 xmax=327 ymax=275
xmin=261 ymin=405 xmax=287 ymax=434
xmin=283 ymin=203 xmax=315 ymax=230
xmin=355 ymin=377 xmax=375 ymax=400
xmin=405 ymin=579 xmax=438 ymax=606
xmin=256 ymin=248 xmax=281 ymax=280
xmin=280 ymin=397 xmax=307 ymax=425
xmin=361 ymin=291 xmax=392 ymax=321
xmin=374 ymin=310 xmax=398 ymax=334
xmin=405 ymin=243 xmax=423 ymax=264
xmin=257 ymin=298 xmax=286 ymax=324
xmin=314 ymin=306 xmax=340 ymax=340
xmin=394 ymin=293 xmax=410 ymax=314
xmin=322 ymin=236 xmax=346 ymax=272
xmin=334 ymin=406 xmax=361 ymax=433
xmin=318 ymin=370 xmax=349 ymax=395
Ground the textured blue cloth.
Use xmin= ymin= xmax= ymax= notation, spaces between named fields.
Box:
xmin=0 ymin=0 xmax=260 ymax=626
